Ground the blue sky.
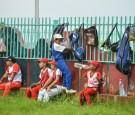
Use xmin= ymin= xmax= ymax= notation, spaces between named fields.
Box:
xmin=0 ymin=0 xmax=134 ymax=18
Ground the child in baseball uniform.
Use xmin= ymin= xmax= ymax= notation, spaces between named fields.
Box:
xmin=79 ymin=60 xmax=102 ymax=106
xmin=0 ymin=56 xmax=22 ymax=96
xmin=37 ymin=60 xmax=63 ymax=101
xmin=26 ymin=58 xmax=52 ymax=100
xmin=51 ymin=34 xmax=76 ymax=94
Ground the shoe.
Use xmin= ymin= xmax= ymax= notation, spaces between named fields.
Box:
xmin=66 ymin=89 xmax=77 ymax=94
xmin=61 ymin=86 xmax=67 ymax=91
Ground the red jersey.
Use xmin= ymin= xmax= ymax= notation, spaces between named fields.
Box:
xmin=6 ymin=63 xmax=22 ymax=82
xmin=39 ymin=68 xmax=52 ymax=84
xmin=52 ymin=68 xmax=62 ymax=85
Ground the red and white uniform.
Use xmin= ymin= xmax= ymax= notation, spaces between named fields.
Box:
xmin=39 ymin=68 xmax=52 ymax=84
xmin=52 ymin=69 xmax=62 ymax=85
xmin=38 ymin=68 xmax=63 ymax=101
xmin=80 ymin=70 xmax=102 ymax=105
xmin=85 ymin=71 xmax=101 ymax=88
xmin=26 ymin=68 xmax=52 ymax=100
xmin=0 ymin=63 xmax=22 ymax=96
xmin=6 ymin=63 xmax=22 ymax=82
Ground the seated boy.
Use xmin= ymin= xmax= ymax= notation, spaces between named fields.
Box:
xmin=79 ymin=60 xmax=102 ymax=106
xmin=26 ymin=58 xmax=52 ymax=100
xmin=0 ymin=56 xmax=22 ymax=96
xmin=37 ymin=60 xmax=63 ymax=101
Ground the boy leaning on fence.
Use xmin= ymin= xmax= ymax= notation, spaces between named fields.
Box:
xmin=26 ymin=58 xmax=52 ymax=100
xmin=79 ymin=60 xmax=102 ymax=106
xmin=51 ymin=34 xmax=76 ymax=94
xmin=37 ymin=60 xmax=63 ymax=102
xmin=0 ymin=56 xmax=22 ymax=96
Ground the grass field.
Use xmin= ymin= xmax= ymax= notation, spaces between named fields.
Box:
xmin=0 ymin=92 xmax=135 ymax=115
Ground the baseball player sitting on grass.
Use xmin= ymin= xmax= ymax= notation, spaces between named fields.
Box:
xmin=0 ymin=56 xmax=22 ymax=96
xmin=37 ymin=60 xmax=63 ymax=102
xmin=26 ymin=58 xmax=52 ymax=100
xmin=79 ymin=60 xmax=102 ymax=106
xmin=51 ymin=34 xmax=76 ymax=94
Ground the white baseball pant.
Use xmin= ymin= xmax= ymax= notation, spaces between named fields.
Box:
xmin=37 ymin=85 xmax=62 ymax=101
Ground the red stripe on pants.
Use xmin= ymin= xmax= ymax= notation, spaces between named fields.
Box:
xmin=79 ymin=87 xmax=98 ymax=106
xmin=0 ymin=82 xmax=21 ymax=96
xmin=26 ymin=85 xmax=42 ymax=100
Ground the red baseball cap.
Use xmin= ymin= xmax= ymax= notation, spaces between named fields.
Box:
xmin=48 ymin=60 xmax=56 ymax=66
xmin=37 ymin=58 xmax=49 ymax=63
xmin=89 ymin=60 xmax=99 ymax=68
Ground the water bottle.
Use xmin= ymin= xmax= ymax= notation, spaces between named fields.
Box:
xmin=119 ymin=79 xmax=125 ymax=96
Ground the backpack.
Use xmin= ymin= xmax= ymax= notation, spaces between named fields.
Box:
xmin=50 ymin=23 xmax=67 ymax=48
xmin=101 ymin=23 xmax=121 ymax=52
xmin=69 ymin=25 xmax=84 ymax=62
xmin=84 ymin=25 xmax=98 ymax=47
xmin=115 ymin=26 xmax=131 ymax=75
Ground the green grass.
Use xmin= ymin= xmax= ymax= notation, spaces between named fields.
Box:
xmin=0 ymin=92 xmax=135 ymax=115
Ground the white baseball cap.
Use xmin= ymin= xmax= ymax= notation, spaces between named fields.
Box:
xmin=53 ymin=34 xmax=63 ymax=40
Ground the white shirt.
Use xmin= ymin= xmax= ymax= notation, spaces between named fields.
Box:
xmin=87 ymin=71 xmax=99 ymax=88
xmin=54 ymin=42 xmax=65 ymax=52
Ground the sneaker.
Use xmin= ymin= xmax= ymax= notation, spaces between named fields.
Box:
xmin=66 ymin=89 xmax=77 ymax=94
xmin=61 ymin=86 xmax=67 ymax=91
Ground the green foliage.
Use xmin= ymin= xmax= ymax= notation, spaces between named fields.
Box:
xmin=0 ymin=93 xmax=135 ymax=115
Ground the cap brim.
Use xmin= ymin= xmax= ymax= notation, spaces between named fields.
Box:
xmin=4 ymin=58 xmax=11 ymax=62
xmin=37 ymin=60 xmax=41 ymax=63
xmin=48 ymin=62 xmax=55 ymax=65
xmin=54 ymin=37 xmax=63 ymax=40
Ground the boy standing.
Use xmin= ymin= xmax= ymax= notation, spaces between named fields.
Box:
xmin=37 ymin=60 xmax=63 ymax=101
xmin=79 ymin=60 xmax=102 ymax=106
xmin=51 ymin=34 xmax=76 ymax=93
xmin=0 ymin=56 xmax=22 ymax=96
xmin=26 ymin=58 xmax=52 ymax=100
